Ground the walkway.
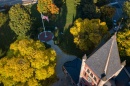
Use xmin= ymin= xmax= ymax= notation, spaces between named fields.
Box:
xmin=47 ymin=40 xmax=77 ymax=86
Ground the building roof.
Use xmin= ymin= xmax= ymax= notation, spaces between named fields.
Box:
xmin=63 ymin=58 xmax=81 ymax=84
xmin=115 ymin=67 xmax=130 ymax=86
xmin=86 ymin=34 xmax=122 ymax=79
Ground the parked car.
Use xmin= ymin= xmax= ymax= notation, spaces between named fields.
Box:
xmin=113 ymin=26 xmax=119 ymax=32
xmin=113 ymin=20 xmax=117 ymax=26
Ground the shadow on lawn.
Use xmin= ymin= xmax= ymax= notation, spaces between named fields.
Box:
xmin=56 ymin=0 xmax=86 ymax=58
xmin=55 ymin=0 xmax=67 ymax=32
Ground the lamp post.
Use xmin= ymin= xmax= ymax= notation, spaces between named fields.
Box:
xmin=119 ymin=18 xmax=123 ymax=29
xmin=116 ymin=18 xmax=123 ymax=32
xmin=41 ymin=13 xmax=47 ymax=37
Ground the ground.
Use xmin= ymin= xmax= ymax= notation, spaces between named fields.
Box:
xmin=47 ymin=40 xmax=77 ymax=86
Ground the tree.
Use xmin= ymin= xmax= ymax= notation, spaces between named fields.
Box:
xmin=37 ymin=0 xmax=59 ymax=14
xmin=70 ymin=18 xmax=108 ymax=51
xmin=80 ymin=1 xmax=100 ymax=19
xmin=96 ymin=0 xmax=109 ymax=7
xmin=117 ymin=29 xmax=130 ymax=57
xmin=123 ymin=1 xmax=130 ymax=18
xmin=100 ymin=5 xmax=116 ymax=19
xmin=117 ymin=29 xmax=130 ymax=65
xmin=0 ymin=12 xmax=8 ymax=27
xmin=54 ymin=0 xmax=64 ymax=8
xmin=123 ymin=1 xmax=130 ymax=28
xmin=9 ymin=4 xmax=32 ymax=37
xmin=0 ymin=39 xmax=56 ymax=86
xmin=0 ymin=49 xmax=5 ymax=58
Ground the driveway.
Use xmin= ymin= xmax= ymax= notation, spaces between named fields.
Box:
xmin=47 ymin=40 xmax=77 ymax=86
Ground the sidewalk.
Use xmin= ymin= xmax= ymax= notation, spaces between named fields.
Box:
xmin=47 ymin=40 xmax=77 ymax=86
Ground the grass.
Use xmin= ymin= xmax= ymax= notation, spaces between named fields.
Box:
xmin=53 ymin=0 xmax=85 ymax=57
xmin=59 ymin=28 xmax=85 ymax=58
xmin=64 ymin=0 xmax=76 ymax=29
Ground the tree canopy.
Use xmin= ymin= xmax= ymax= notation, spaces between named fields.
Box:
xmin=80 ymin=3 xmax=100 ymax=19
xmin=123 ymin=1 xmax=130 ymax=18
xmin=100 ymin=5 xmax=116 ymax=19
xmin=0 ymin=12 xmax=8 ymax=27
xmin=123 ymin=1 xmax=130 ymax=28
xmin=117 ymin=29 xmax=130 ymax=57
xmin=37 ymin=0 xmax=59 ymax=14
xmin=9 ymin=4 xmax=32 ymax=37
xmin=70 ymin=18 xmax=108 ymax=51
xmin=0 ymin=39 xmax=56 ymax=86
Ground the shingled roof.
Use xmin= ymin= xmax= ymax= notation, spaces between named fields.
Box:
xmin=86 ymin=34 xmax=122 ymax=79
xmin=63 ymin=58 xmax=82 ymax=84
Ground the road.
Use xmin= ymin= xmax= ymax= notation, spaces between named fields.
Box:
xmin=110 ymin=0 xmax=127 ymax=20
xmin=47 ymin=40 xmax=76 ymax=86
xmin=0 ymin=0 xmax=37 ymax=6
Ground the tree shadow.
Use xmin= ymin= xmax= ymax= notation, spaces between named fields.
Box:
xmin=57 ymin=0 xmax=86 ymax=57
xmin=0 ymin=20 xmax=17 ymax=56
xmin=55 ymin=0 xmax=67 ymax=32
xmin=29 ymin=3 xmax=42 ymax=40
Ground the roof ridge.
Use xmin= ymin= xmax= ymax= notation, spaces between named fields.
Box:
xmin=104 ymin=34 xmax=116 ymax=74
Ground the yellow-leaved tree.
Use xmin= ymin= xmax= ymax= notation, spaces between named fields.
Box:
xmin=70 ymin=18 xmax=109 ymax=51
xmin=117 ymin=29 xmax=130 ymax=57
xmin=0 ymin=39 xmax=56 ymax=86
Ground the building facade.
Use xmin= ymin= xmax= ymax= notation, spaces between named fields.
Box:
xmin=63 ymin=34 xmax=129 ymax=86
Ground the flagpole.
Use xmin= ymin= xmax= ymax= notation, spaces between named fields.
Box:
xmin=41 ymin=13 xmax=47 ymax=37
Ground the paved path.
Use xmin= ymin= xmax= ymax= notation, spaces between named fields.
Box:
xmin=47 ymin=40 xmax=77 ymax=86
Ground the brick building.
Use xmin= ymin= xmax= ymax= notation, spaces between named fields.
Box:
xmin=63 ymin=34 xmax=130 ymax=86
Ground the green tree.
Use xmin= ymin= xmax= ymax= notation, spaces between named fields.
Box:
xmin=123 ymin=1 xmax=130 ymax=18
xmin=0 ymin=49 xmax=5 ymax=58
xmin=37 ymin=0 xmax=59 ymax=14
xmin=96 ymin=0 xmax=109 ymax=6
xmin=0 ymin=12 xmax=8 ymax=27
xmin=100 ymin=5 xmax=116 ymax=19
xmin=117 ymin=29 xmax=130 ymax=57
xmin=123 ymin=1 xmax=130 ymax=28
xmin=54 ymin=0 xmax=64 ymax=8
xmin=0 ymin=39 xmax=56 ymax=86
xmin=9 ymin=4 xmax=32 ymax=37
xmin=80 ymin=1 xmax=100 ymax=19
xmin=117 ymin=29 xmax=130 ymax=65
xmin=70 ymin=18 xmax=108 ymax=51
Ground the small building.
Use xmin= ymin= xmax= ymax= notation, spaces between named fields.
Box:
xmin=63 ymin=34 xmax=130 ymax=86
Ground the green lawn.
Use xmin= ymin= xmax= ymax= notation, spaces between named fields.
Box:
xmin=65 ymin=0 xmax=76 ymax=29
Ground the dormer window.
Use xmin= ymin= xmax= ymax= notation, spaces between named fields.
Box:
xmin=87 ymin=69 xmax=90 ymax=73
xmin=90 ymin=73 xmax=93 ymax=77
xmin=84 ymin=72 xmax=86 ymax=76
xmin=94 ymin=77 xmax=97 ymax=81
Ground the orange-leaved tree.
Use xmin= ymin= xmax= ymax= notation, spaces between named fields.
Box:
xmin=37 ymin=0 xmax=59 ymax=14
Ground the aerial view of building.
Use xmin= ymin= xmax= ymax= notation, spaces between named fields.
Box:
xmin=0 ymin=0 xmax=130 ymax=86
xmin=63 ymin=34 xmax=130 ymax=86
